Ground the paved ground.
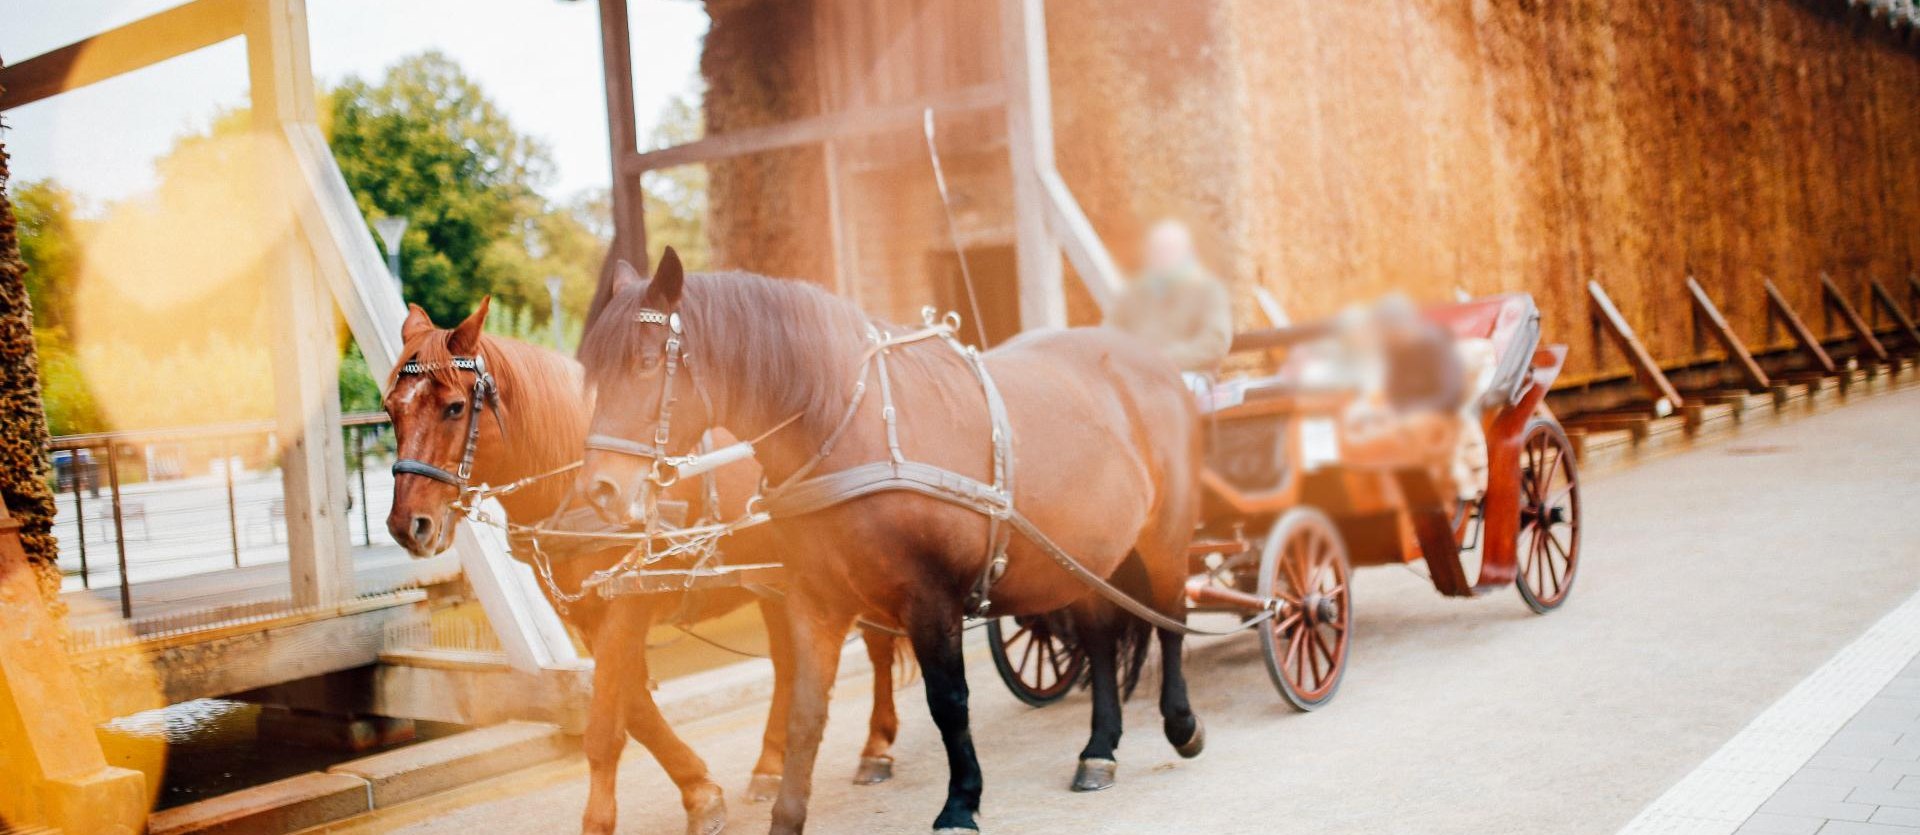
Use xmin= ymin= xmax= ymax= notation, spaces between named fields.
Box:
xmin=1742 ymin=656 xmax=1920 ymax=835
xmin=337 ymin=385 xmax=1920 ymax=835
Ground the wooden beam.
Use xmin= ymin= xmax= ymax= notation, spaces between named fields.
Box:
xmin=1039 ymin=168 xmax=1124 ymax=314
xmin=1684 ymin=276 xmax=1770 ymax=390
xmin=0 ymin=0 xmax=246 ymax=112
xmin=1002 ymin=0 xmax=1067 ymax=330
xmin=1763 ymin=279 xmax=1838 ymax=374
xmin=0 ymin=501 xmax=147 ymax=834
xmin=1587 ymin=281 xmax=1685 ymax=412
xmin=1868 ymin=278 xmax=1920 ymax=350
xmin=619 ymin=82 xmax=1007 ymax=176
xmin=811 ymin=3 xmax=856 ymax=300
xmin=1820 ymin=274 xmax=1890 ymax=363
xmin=249 ymin=0 xmax=352 ymax=607
xmin=597 ymin=0 xmax=646 ymax=272
xmin=69 ymin=593 xmax=425 ymax=718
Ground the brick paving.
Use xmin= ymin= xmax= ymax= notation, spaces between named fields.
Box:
xmin=1743 ymin=658 xmax=1920 ymax=834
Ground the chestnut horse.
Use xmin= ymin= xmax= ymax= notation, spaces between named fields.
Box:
xmin=577 ymin=250 xmax=1205 ymax=834
xmin=382 ymin=299 xmax=905 ymax=835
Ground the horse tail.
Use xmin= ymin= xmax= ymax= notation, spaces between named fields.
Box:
xmin=1117 ymin=609 xmax=1154 ymax=701
xmin=890 ymin=629 xmax=920 ymax=687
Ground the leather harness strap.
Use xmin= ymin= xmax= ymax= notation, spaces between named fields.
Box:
xmin=594 ymin=308 xmax=1272 ymax=636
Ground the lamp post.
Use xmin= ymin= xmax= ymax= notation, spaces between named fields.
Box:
xmin=372 ymin=216 xmax=409 ymax=291
xmin=545 ymin=276 xmax=564 ymax=349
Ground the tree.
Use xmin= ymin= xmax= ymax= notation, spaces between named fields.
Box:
xmin=0 ymin=124 xmax=65 ymax=610
xmin=12 ymin=180 xmax=101 ymax=435
xmin=642 ymin=91 xmax=709 ymax=271
xmin=326 ymin=51 xmax=556 ymax=326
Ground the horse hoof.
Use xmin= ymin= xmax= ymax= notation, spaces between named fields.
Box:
xmin=933 ymin=829 xmax=981 ymax=835
xmin=853 ymin=755 xmax=894 ymax=785
xmin=686 ymin=792 xmax=726 ymax=835
xmin=1173 ymin=716 xmax=1206 ymax=759
xmin=1070 ymin=757 xmax=1118 ymax=792
xmin=746 ymin=772 xmax=781 ymax=803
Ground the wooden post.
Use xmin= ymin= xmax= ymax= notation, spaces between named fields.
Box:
xmin=811 ymin=4 xmax=857 ymax=301
xmin=1001 ymin=0 xmax=1066 ymax=329
xmin=1820 ymin=274 xmax=1890 ymax=364
xmin=1685 ymin=276 xmax=1771 ymax=391
xmin=597 ymin=0 xmax=647 ymax=274
xmin=1868 ymin=278 xmax=1920 ymax=351
xmin=1763 ymin=279 xmax=1838 ymax=375
xmin=1586 ymin=281 xmax=1685 ymax=413
xmin=249 ymin=0 xmax=353 ymax=606
xmin=0 ymin=500 xmax=147 ymax=835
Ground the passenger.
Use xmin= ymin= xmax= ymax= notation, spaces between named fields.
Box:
xmin=1340 ymin=296 xmax=1472 ymax=490
xmin=1106 ymin=219 xmax=1234 ymax=403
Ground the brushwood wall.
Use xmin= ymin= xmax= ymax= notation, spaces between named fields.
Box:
xmin=702 ymin=0 xmax=1920 ymax=384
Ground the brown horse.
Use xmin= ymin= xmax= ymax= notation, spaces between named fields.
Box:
xmin=382 ymin=299 xmax=905 ymax=835
xmin=577 ymin=250 xmax=1205 ymax=834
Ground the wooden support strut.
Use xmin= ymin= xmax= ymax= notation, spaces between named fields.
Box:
xmin=1821 ymin=274 xmax=1890 ymax=364
xmin=1907 ymin=275 xmax=1920 ymax=320
xmin=1763 ymin=279 xmax=1838 ymax=375
xmin=1685 ymin=276 xmax=1771 ymax=391
xmin=1586 ymin=281 xmax=1685 ymax=413
xmin=1868 ymin=278 xmax=1920 ymax=351
xmin=0 ymin=0 xmax=247 ymax=112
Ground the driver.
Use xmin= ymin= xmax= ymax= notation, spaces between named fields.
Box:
xmin=1106 ymin=219 xmax=1235 ymax=402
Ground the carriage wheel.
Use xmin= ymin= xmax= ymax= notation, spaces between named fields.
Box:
xmin=987 ymin=612 xmax=1087 ymax=707
xmin=1258 ymin=508 xmax=1352 ymax=711
xmin=1515 ymin=419 xmax=1582 ymax=613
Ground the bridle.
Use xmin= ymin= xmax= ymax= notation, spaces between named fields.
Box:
xmin=584 ymin=308 xmax=704 ymax=487
xmin=391 ymin=354 xmax=506 ymax=494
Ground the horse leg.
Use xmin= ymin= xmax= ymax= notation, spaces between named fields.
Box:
xmin=620 ymin=639 xmax=728 ymax=835
xmin=1070 ymin=608 xmax=1123 ymax=793
xmin=748 ymin=595 xmax=794 ymax=802
xmin=580 ymin=600 xmax=641 ymax=835
xmin=854 ymin=626 xmax=900 ymax=785
xmin=907 ymin=603 xmax=983 ymax=833
xmin=769 ymin=596 xmax=855 ymax=835
xmin=1157 ymin=623 xmax=1204 ymax=757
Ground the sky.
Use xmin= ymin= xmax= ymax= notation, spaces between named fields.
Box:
xmin=0 ymin=0 xmax=711 ymax=211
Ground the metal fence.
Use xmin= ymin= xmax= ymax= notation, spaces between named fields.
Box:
xmin=47 ymin=412 xmax=397 ymax=619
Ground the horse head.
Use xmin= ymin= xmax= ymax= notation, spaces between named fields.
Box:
xmin=382 ymin=299 xmax=503 ymax=556
xmin=577 ymin=248 xmax=716 ymax=525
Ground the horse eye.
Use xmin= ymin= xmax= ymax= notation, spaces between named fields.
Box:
xmin=443 ymin=401 xmax=466 ymax=420
xmin=639 ymin=354 xmax=662 ymax=372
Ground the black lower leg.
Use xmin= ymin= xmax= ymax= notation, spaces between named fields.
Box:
xmin=1078 ymin=620 xmax=1122 ymax=762
xmin=1158 ymin=627 xmax=1204 ymax=756
xmin=1157 ymin=627 xmax=1197 ymax=744
xmin=912 ymin=617 xmax=982 ymax=832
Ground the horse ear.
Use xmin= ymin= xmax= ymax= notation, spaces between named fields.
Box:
xmin=450 ymin=297 xmax=490 ymax=354
xmin=646 ymin=247 xmax=685 ymax=307
xmin=401 ymin=304 xmax=435 ymax=342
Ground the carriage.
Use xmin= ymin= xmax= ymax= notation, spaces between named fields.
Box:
xmin=986 ymin=292 xmax=1582 ymax=710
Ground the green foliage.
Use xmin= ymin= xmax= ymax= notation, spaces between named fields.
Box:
xmin=13 ymin=180 xmax=81 ymax=333
xmin=642 ymin=91 xmax=710 ymax=270
xmin=327 ymin=51 xmax=558 ymax=325
xmin=339 ymin=341 xmax=383 ymax=414
xmin=11 ymin=180 xmax=100 ymax=434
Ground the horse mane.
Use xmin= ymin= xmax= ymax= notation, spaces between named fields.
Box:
xmin=580 ymin=271 xmax=950 ymax=441
xmin=388 ymin=326 xmax=588 ymax=479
